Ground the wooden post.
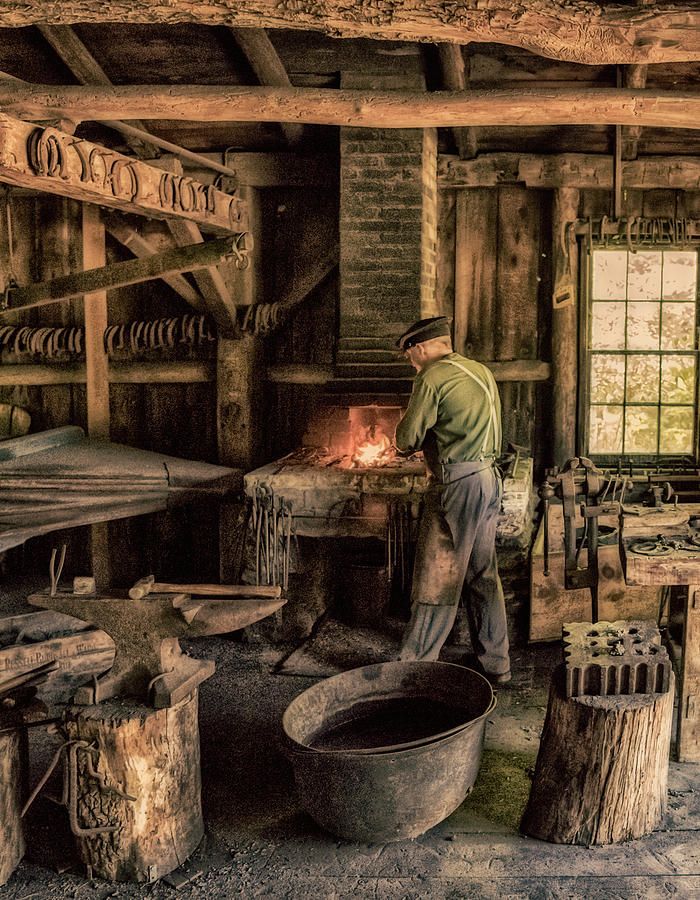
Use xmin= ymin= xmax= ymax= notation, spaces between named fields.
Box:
xmin=0 ymin=728 xmax=23 ymax=886
xmin=551 ymin=188 xmax=579 ymax=467
xmin=63 ymin=691 xmax=204 ymax=883
xmin=521 ymin=666 xmax=674 ymax=846
xmin=218 ymin=185 xmax=262 ymax=581
xmin=82 ymin=204 xmax=111 ymax=588
xmin=678 ymin=584 xmax=700 ymax=762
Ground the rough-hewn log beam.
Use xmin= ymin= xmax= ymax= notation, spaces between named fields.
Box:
xmin=229 ymin=28 xmax=304 ymax=147
xmin=439 ymin=153 xmax=700 ymax=189
xmin=436 ymin=44 xmax=477 ymax=160
xmin=104 ymin=216 xmax=206 ymax=312
xmin=1 ymin=85 xmax=696 ymax=130
xmin=0 ymin=2 xmax=698 ymax=65
xmin=0 ymin=361 xmax=214 ymax=385
xmin=167 ymin=219 xmax=237 ymax=336
xmin=0 ymin=236 xmax=241 ymax=318
xmin=0 ymin=113 xmax=246 ymax=233
xmin=266 ymin=359 xmax=550 ymax=384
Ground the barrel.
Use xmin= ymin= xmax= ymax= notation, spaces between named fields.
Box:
xmin=282 ymin=661 xmax=495 ymax=842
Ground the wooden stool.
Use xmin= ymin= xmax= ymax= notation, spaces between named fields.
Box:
xmin=521 ymin=664 xmax=674 ymax=846
xmin=63 ymin=689 xmax=204 ymax=883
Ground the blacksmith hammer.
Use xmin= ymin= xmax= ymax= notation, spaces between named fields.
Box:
xmin=129 ymin=574 xmax=282 ymax=601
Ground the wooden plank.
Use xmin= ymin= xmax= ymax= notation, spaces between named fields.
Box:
xmin=435 ymin=190 xmax=455 ymax=319
xmin=0 ymin=113 xmax=246 ymax=234
xmin=678 ymin=586 xmax=700 ymax=763
xmin=0 ymin=85 xmax=698 ymax=129
xmin=454 ymin=189 xmax=497 ymax=360
xmin=622 ymin=64 xmax=648 ymax=161
xmin=1 ymin=2 xmax=698 ymax=65
xmin=551 ymin=188 xmax=579 ymax=467
xmin=167 ymin=220 xmax=237 ymax=336
xmin=229 ymin=28 xmax=304 ymax=146
xmin=0 ymin=362 xmax=214 ymax=385
xmin=439 ymin=153 xmax=700 ymax=189
xmin=496 ymin=185 xmax=539 ymax=361
xmin=0 ymin=235 xmax=242 ymax=318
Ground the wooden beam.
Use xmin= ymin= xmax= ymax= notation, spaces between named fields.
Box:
xmin=104 ymin=216 xmax=205 ymax=312
xmin=0 ymin=361 xmax=214 ymax=385
xmin=436 ymin=44 xmax=477 ymax=160
xmin=438 ymin=153 xmax=700 ymax=189
xmin=0 ymin=85 xmax=698 ymax=130
xmin=167 ymin=220 xmax=237 ymax=336
xmin=0 ymin=236 xmax=242 ymax=318
xmin=229 ymin=28 xmax=304 ymax=147
xmin=1 ymin=2 xmax=698 ymax=65
xmin=37 ymin=25 xmax=156 ymax=159
xmin=265 ymin=359 xmax=550 ymax=384
xmin=0 ymin=113 xmax=246 ymax=234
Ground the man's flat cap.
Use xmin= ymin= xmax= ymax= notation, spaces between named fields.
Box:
xmin=396 ymin=316 xmax=451 ymax=351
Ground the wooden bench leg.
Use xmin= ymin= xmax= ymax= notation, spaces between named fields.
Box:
xmin=678 ymin=583 xmax=700 ymax=762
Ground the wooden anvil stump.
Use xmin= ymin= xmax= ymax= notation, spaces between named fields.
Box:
xmin=521 ymin=664 xmax=674 ymax=846
xmin=63 ymin=692 xmax=203 ymax=883
xmin=0 ymin=717 xmax=24 ymax=886
xmin=28 ymin=586 xmax=285 ymax=707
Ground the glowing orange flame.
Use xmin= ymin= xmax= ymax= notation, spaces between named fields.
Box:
xmin=351 ymin=426 xmax=396 ymax=468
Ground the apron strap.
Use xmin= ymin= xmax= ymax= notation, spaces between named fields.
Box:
xmin=440 ymin=359 xmax=501 ymax=459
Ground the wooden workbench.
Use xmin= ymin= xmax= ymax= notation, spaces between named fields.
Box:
xmin=623 ymin=504 xmax=700 ymax=762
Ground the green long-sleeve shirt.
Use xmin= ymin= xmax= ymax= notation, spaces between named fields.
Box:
xmin=395 ymin=353 xmax=502 ymax=465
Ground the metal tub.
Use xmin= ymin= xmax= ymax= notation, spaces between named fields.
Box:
xmin=282 ymin=661 xmax=495 ymax=842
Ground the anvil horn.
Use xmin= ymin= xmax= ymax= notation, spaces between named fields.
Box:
xmin=176 ymin=595 xmax=286 ymax=636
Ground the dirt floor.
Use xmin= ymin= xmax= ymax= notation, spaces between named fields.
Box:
xmin=2 ymin=577 xmax=700 ymax=900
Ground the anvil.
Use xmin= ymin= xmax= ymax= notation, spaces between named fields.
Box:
xmin=28 ymin=588 xmax=285 ymax=708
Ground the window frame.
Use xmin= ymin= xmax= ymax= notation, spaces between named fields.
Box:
xmin=578 ymin=241 xmax=700 ymax=466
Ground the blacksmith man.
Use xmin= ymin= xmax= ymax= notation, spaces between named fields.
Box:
xmin=394 ymin=316 xmax=511 ymax=684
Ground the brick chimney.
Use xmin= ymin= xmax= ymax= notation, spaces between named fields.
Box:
xmin=337 ymin=74 xmax=438 ymax=381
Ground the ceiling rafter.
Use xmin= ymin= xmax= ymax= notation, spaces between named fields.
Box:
xmin=35 ymin=26 xmax=238 ymax=178
xmin=0 ymin=84 xmax=698 ymax=130
xmin=228 ymin=27 xmax=304 ymax=147
xmin=0 ymin=2 xmax=698 ymax=65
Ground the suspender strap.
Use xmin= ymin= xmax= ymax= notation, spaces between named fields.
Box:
xmin=440 ymin=359 xmax=501 ymax=459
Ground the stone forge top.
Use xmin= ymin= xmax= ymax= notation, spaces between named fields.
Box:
xmin=245 ymin=412 xmax=534 ymax=544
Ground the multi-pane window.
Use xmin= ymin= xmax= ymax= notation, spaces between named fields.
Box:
xmin=586 ymin=248 xmax=699 ymax=458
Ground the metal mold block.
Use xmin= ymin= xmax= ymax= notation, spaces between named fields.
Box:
xmin=563 ymin=619 xmax=671 ymax=698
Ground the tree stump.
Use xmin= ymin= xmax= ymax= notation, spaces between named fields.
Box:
xmin=0 ymin=728 xmax=24 ymax=886
xmin=63 ymin=689 xmax=204 ymax=882
xmin=521 ymin=665 xmax=674 ymax=846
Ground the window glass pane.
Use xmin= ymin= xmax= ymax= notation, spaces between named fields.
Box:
xmin=590 ymin=354 xmax=625 ymax=403
xmin=661 ymin=355 xmax=696 ymax=404
xmin=624 ymin=407 xmax=658 ymax=454
xmin=661 ymin=302 xmax=695 ymax=350
xmin=663 ymin=251 xmax=698 ymax=301
xmin=592 ymin=251 xmax=627 ymax=300
xmin=589 ymin=406 xmax=623 ymax=454
xmin=626 ymin=355 xmax=660 ymax=403
xmin=659 ymin=407 xmax=695 ymax=454
xmin=591 ymin=301 xmax=625 ymax=349
xmin=627 ymin=251 xmax=662 ymax=300
xmin=627 ymin=302 xmax=660 ymax=350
